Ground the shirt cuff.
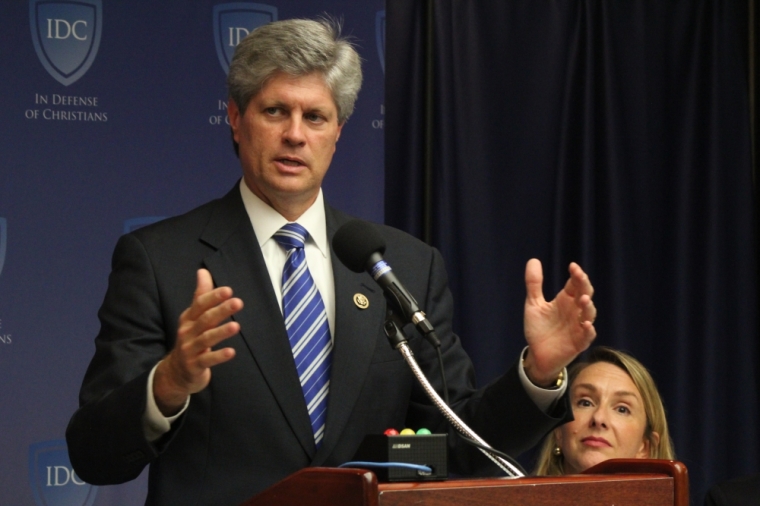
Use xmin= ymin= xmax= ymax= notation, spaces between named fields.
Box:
xmin=143 ymin=361 xmax=190 ymax=442
xmin=517 ymin=346 xmax=568 ymax=413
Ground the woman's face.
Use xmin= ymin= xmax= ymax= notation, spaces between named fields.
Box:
xmin=555 ymin=362 xmax=656 ymax=474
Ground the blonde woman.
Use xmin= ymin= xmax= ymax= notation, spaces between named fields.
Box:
xmin=534 ymin=346 xmax=674 ymax=475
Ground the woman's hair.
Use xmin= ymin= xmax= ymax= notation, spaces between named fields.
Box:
xmin=533 ymin=346 xmax=675 ymax=476
xmin=227 ymin=17 xmax=363 ymax=124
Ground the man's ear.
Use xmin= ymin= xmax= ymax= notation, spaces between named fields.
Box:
xmin=228 ymin=100 xmax=241 ymax=141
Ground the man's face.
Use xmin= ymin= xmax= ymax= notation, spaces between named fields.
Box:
xmin=228 ymin=72 xmax=343 ymax=219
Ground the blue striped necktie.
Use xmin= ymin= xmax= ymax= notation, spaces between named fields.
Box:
xmin=273 ymin=223 xmax=332 ymax=448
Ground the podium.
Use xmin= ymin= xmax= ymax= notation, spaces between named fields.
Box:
xmin=242 ymin=459 xmax=688 ymax=506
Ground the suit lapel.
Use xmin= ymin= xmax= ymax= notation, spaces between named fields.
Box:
xmin=313 ymin=206 xmax=387 ymax=464
xmin=199 ymin=185 xmax=316 ymax=458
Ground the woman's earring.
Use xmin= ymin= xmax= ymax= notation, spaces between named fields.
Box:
xmin=553 ymin=446 xmax=562 ymax=456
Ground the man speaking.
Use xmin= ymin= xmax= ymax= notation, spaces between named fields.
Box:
xmin=66 ymin=17 xmax=597 ymax=505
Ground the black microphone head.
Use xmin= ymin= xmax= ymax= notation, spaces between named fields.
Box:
xmin=332 ymin=219 xmax=387 ymax=273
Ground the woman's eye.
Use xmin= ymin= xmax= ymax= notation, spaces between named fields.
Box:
xmin=616 ymin=406 xmax=631 ymax=415
xmin=576 ymin=399 xmax=592 ymax=407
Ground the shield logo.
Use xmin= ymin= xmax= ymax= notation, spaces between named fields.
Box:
xmin=0 ymin=218 xmax=6 ymax=279
xmin=29 ymin=0 xmax=103 ymax=86
xmin=29 ymin=440 xmax=98 ymax=506
xmin=213 ymin=2 xmax=277 ymax=74
xmin=376 ymin=10 xmax=386 ymax=74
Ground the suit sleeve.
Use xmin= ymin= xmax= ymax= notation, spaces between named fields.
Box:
xmin=401 ymin=245 xmax=571 ymax=475
xmin=66 ymin=233 xmax=181 ymax=485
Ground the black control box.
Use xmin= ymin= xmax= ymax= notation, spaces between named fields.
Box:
xmin=351 ymin=434 xmax=448 ymax=482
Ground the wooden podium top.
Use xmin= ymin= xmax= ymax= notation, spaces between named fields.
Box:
xmin=243 ymin=459 xmax=688 ymax=506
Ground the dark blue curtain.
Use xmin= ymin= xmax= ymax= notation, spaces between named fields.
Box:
xmin=385 ymin=0 xmax=759 ymax=503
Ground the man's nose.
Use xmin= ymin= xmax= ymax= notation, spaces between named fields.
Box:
xmin=283 ymin=117 xmax=306 ymax=145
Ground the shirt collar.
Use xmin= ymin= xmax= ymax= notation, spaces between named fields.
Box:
xmin=238 ymin=179 xmax=329 ymax=258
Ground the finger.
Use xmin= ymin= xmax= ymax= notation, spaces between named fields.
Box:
xmin=178 ymin=292 xmax=235 ymax=336
xmin=190 ymin=269 xmax=218 ymax=312
xmin=581 ymin=295 xmax=596 ymax=323
xmin=572 ymin=291 xmax=597 ymax=320
xmin=168 ymin=321 xmax=239 ymax=378
xmin=197 ymin=268 xmax=214 ymax=295
xmin=568 ymin=262 xmax=594 ymax=298
xmin=524 ymin=258 xmax=546 ymax=304
xmin=194 ymin=346 xmax=237 ymax=370
xmin=185 ymin=269 xmax=236 ymax=321
xmin=579 ymin=319 xmax=597 ymax=346
xmin=176 ymin=297 xmax=243 ymax=359
xmin=189 ymin=297 xmax=244 ymax=337
xmin=577 ymin=296 xmax=597 ymax=324
xmin=174 ymin=314 xmax=240 ymax=360
xmin=190 ymin=320 xmax=242 ymax=353
xmin=186 ymin=284 xmax=236 ymax=322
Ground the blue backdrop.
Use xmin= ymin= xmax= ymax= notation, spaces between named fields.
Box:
xmin=0 ymin=1 xmax=384 ymax=505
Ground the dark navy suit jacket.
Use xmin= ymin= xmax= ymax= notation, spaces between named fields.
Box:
xmin=66 ymin=183 xmax=570 ymax=505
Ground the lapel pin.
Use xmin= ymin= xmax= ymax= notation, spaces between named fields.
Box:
xmin=353 ymin=293 xmax=369 ymax=309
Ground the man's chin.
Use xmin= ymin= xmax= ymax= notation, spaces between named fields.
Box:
xmin=271 ymin=182 xmax=319 ymax=200
xmin=250 ymin=175 xmax=318 ymax=198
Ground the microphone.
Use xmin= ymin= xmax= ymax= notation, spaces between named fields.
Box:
xmin=332 ymin=219 xmax=438 ymax=343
